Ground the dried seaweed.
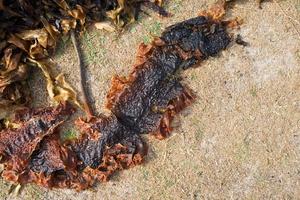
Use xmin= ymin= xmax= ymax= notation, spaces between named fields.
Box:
xmin=0 ymin=102 xmax=74 ymax=183
xmin=71 ymin=14 xmax=230 ymax=171
xmin=0 ymin=1 xmax=236 ymax=191
xmin=29 ymin=58 xmax=83 ymax=110
xmin=0 ymin=0 xmax=166 ymax=112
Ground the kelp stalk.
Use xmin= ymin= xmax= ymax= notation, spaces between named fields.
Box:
xmin=70 ymin=30 xmax=94 ymax=119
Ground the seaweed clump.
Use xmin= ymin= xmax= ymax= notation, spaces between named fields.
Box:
xmin=70 ymin=14 xmax=231 ymax=173
xmin=0 ymin=2 xmax=235 ymax=191
xmin=0 ymin=102 xmax=74 ymax=183
xmin=0 ymin=0 xmax=167 ymax=114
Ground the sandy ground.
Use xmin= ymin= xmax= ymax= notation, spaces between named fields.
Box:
xmin=1 ymin=0 xmax=300 ymax=199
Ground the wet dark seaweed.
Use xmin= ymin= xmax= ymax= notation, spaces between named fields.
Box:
xmin=72 ymin=115 xmax=138 ymax=169
xmin=0 ymin=102 xmax=74 ymax=182
xmin=72 ymin=15 xmax=230 ymax=170
xmin=0 ymin=13 xmax=232 ymax=190
xmin=0 ymin=102 xmax=74 ymax=163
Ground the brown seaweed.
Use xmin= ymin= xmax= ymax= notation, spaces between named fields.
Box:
xmin=0 ymin=102 xmax=74 ymax=182
xmin=0 ymin=2 xmax=235 ymax=190
xmin=70 ymin=14 xmax=230 ymax=171
xmin=0 ymin=0 xmax=167 ymax=110
xmin=64 ymin=14 xmax=230 ymax=189
xmin=5 ymin=117 xmax=147 ymax=190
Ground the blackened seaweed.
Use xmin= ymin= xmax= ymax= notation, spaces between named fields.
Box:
xmin=110 ymin=16 xmax=230 ymax=131
xmin=1 ymin=13 xmax=232 ymax=190
xmin=18 ymin=134 xmax=94 ymax=190
xmin=0 ymin=102 xmax=74 ymax=163
xmin=29 ymin=135 xmax=77 ymax=176
xmin=72 ymin=15 xmax=230 ymax=170
xmin=0 ymin=102 xmax=74 ymax=182
xmin=72 ymin=115 xmax=138 ymax=169
xmin=161 ymin=16 xmax=230 ymax=56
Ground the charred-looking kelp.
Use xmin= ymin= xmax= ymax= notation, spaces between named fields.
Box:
xmin=0 ymin=102 xmax=74 ymax=182
xmin=72 ymin=14 xmax=230 ymax=169
xmin=0 ymin=2 xmax=235 ymax=190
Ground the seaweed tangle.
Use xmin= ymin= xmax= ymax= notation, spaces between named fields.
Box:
xmin=0 ymin=1 xmax=237 ymax=190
